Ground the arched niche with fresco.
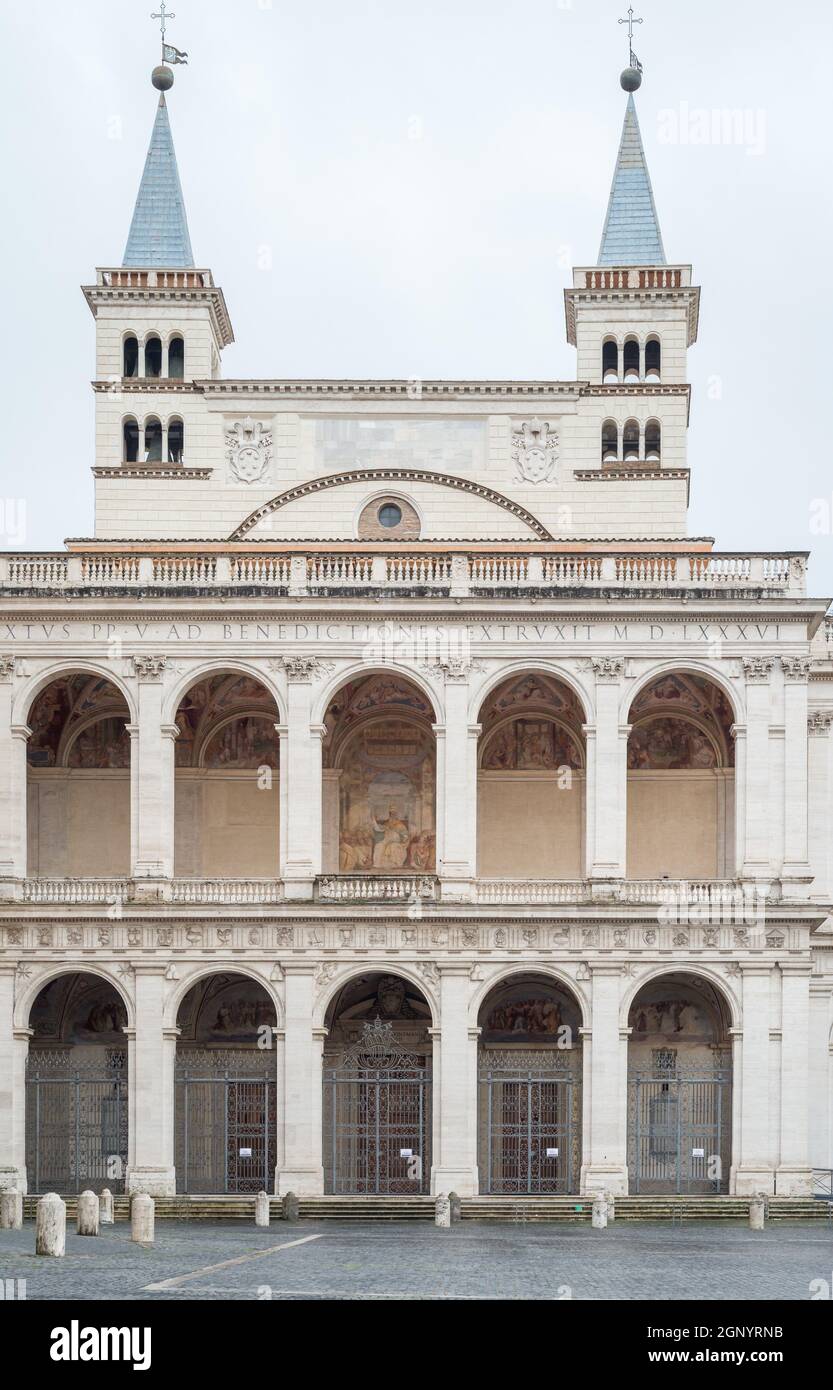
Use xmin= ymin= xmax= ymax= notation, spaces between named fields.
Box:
xmin=476 ymin=672 xmax=586 ymax=879
xmin=321 ymin=675 xmax=437 ymax=874
xmin=26 ymin=675 xmax=132 ymax=877
xmin=173 ymin=673 xmax=280 ymax=878
xmin=626 ymin=673 xmax=736 ymax=880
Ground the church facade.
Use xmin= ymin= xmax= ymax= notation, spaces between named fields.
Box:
xmin=1 ymin=55 xmax=831 ymax=1203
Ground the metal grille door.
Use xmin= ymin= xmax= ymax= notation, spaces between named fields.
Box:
xmin=324 ymin=1020 xmax=431 ymax=1195
xmin=26 ymin=1050 xmax=128 ymax=1194
xmin=478 ymin=1050 xmax=582 ymax=1195
xmin=628 ymin=1066 xmax=731 ymax=1193
xmin=175 ymin=1050 xmax=276 ymax=1193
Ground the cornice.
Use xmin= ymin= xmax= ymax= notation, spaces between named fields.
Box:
xmin=92 ymin=467 xmax=213 ymax=480
xmin=0 ymin=601 xmax=822 ymax=626
xmin=195 ymin=379 xmax=586 ymax=400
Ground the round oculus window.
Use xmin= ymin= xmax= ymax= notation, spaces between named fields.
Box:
xmin=377 ymin=502 xmax=403 ymax=529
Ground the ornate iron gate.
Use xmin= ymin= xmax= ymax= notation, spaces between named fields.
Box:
xmin=175 ymin=1049 xmax=276 ymax=1193
xmin=628 ymin=1057 xmax=732 ymax=1194
xmin=323 ymin=1020 xmax=431 ymax=1194
xmin=478 ymin=1049 xmax=582 ymax=1194
xmin=26 ymin=1049 xmax=128 ymax=1194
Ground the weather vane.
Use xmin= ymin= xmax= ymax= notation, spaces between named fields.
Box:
xmin=149 ymin=2 xmax=188 ymax=88
xmin=618 ymin=6 xmax=643 ymax=71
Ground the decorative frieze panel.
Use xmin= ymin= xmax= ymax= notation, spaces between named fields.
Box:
xmin=0 ymin=920 xmax=810 ymax=954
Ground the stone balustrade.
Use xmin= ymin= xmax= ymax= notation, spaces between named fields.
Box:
xmin=0 ymin=548 xmax=808 ymax=596
xmin=316 ymin=875 xmax=439 ymax=903
xmin=12 ymin=874 xmax=767 ymax=909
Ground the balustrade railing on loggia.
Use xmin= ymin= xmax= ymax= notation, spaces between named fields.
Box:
xmin=0 ymin=549 xmax=807 ymax=595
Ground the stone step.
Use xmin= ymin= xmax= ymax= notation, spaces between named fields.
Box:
xmin=20 ymin=1193 xmax=832 ymax=1222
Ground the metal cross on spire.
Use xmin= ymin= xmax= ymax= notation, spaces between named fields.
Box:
xmin=618 ymin=6 xmax=643 ymax=70
xmin=151 ymin=3 xmax=175 ymax=44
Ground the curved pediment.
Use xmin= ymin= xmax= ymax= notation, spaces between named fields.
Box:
xmin=228 ymin=467 xmax=553 ymax=541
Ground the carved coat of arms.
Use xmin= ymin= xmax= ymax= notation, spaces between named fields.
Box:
xmin=225 ymin=417 xmax=273 ymax=484
xmin=511 ymin=417 xmax=559 ymax=484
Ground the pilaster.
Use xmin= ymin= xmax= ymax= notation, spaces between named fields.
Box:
xmin=581 ymin=964 xmax=628 ymax=1194
xmin=277 ymin=964 xmax=324 ymax=1194
xmin=431 ymin=965 xmax=478 ymax=1194
xmin=0 ymin=656 xmax=28 ymax=898
xmin=0 ymin=967 xmax=28 ymax=1192
xmin=732 ymin=964 xmax=775 ymax=1195
xmin=126 ymin=965 xmax=176 ymax=1196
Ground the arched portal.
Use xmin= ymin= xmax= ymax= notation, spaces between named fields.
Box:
xmin=627 ymin=972 xmax=733 ymax=1193
xmin=626 ymin=672 xmax=736 ymax=878
xmin=175 ymin=973 xmax=278 ymax=1193
xmin=25 ymin=973 xmax=128 ymax=1193
xmin=173 ymin=672 xmax=280 ymax=878
xmin=26 ymin=674 xmax=132 ymax=877
xmin=477 ymin=974 xmax=583 ymax=1194
xmin=477 ymin=672 xmax=586 ymax=878
xmin=323 ymin=973 xmax=433 ymax=1194
xmin=322 ymin=674 xmax=437 ymax=874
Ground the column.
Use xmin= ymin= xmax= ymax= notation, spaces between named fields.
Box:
xmin=776 ymin=963 xmax=812 ymax=1195
xmin=0 ymin=967 xmax=28 ymax=1191
xmin=432 ymin=965 xmax=478 ymax=1194
xmin=161 ymin=341 xmax=170 ymax=378
xmin=587 ymin=658 xmax=627 ymax=881
xmin=739 ymin=658 xmax=773 ymax=878
xmin=278 ymin=659 xmax=322 ymax=901
xmin=808 ymin=982 xmax=832 ymax=1168
xmin=126 ymin=965 xmax=176 ymax=1195
xmin=0 ymin=657 xmax=28 ymax=896
xmin=435 ymin=664 xmax=478 ymax=902
xmin=581 ymin=965 xmax=629 ymax=1194
xmin=128 ymin=656 xmax=176 ymax=896
xmin=732 ymin=964 xmax=774 ymax=1194
xmin=807 ymin=711 xmax=833 ymax=901
xmin=781 ymin=658 xmax=812 ymax=896
xmin=278 ymin=964 xmax=324 ymax=1194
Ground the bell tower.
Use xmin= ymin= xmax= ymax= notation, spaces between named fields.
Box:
xmin=82 ymin=27 xmax=232 ymax=476
xmin=565 ymin=20 xmax=699 ymax=484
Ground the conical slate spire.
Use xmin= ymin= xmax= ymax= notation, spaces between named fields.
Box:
xmin=598 ymin=93 xmax=665 ymax=266
xmin=123 ymin=94 xmax=194 ymax=267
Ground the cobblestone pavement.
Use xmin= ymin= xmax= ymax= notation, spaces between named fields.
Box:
xmin=1 ymin=1221 xmax=831 ymax=1301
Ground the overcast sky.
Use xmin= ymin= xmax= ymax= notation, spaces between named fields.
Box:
xmin=1 ymin=0 xmax=832 ymax=597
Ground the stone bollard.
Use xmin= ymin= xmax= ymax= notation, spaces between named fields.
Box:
xmin=435 ymin=1193 xmax=451 ymax=1228
xmin=0 ymin=1190 xmax=23 ymax=1230
xmin=605 ymin=1191 xmax=616 ymax=1223
xmin=77 ymin=1190 xmax=100 ymax=1237
xmin=448 ymin=1192 xmax=462 ymax=1225
xmin=36 ymin=1193 xmax=66 ymax=1257
xmin=255 ymin=1191 xmax=270 ymax=1227
xmin=591 ymin=1193 xmax=608 ymax=1230
xmin=99 ymin=1189 xmax=114 ymax=1225
xmin=282 ymin=1192 xmax=300 ymax=1225
xmin=131 ymin=1193 xmax=155 ymax=1244
xmin=749 ymin=1195 xmax=766 ymax=1231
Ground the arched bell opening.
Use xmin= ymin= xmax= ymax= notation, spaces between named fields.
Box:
xmin=323 ymin=973 xmax=433 ymax=1194
xmin=477 ymin=974 xmax=583 ymax=1195
xmin=174 ymin=973 xmax=278 ymax=1193
xmin=626 ymin=972 xmax=733 ymax=1194
xmin=25 ymin=973 xmax=129 ymax=1194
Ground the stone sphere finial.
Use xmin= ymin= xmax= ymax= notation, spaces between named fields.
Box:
xmin=620 ymin=66 xmax=643 ymax=92
xmin=152 ymin=64 xmax=174 ymax=92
